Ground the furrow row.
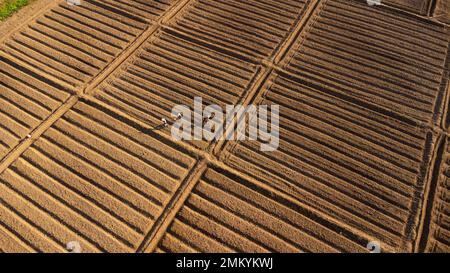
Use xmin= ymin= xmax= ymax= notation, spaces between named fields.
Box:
xmin=166 ymin=0 xmax=312 ymax=62
xmin=0 ymin=100 xmax=197 ymax=252
xmin=423 ymin=137 xmax=450 ymax=252
xmin=0 ymin=55 xmax=71 ymax=161
xmin=1 ymin=0 xmax=148 ymax=87
xmin=223 ymin=71 xmax=434 ymax=251
xmin=283 ymin=0 xmax=449 ymax=124
xmin=157 ymin=167 xmax=368 ymax=253
xmin=94 ymin=30 xmax=260 ymax=150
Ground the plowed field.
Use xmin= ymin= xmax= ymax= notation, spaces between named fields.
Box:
xmin=0 ymin=0 xmax=449 ymax=253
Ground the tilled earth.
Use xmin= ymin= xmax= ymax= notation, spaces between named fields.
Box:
xmin=0 ymin=0 xmax=449 ymax=253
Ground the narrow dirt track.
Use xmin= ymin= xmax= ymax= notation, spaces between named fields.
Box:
xmin=0 ymin=0 xmax=450 ymax=253
xmin=0 ymin=100 xmax=197 ymax=252
xmin=1 ymin=0 xmax=149 ymax=87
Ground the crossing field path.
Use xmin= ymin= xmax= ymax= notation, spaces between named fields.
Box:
xmin=0 ymin=0 xmax=450 ymax=253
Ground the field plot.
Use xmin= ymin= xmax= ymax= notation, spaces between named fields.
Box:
xmin=422 ymin=137 xmax=450 ymax=252
xmin=0 ymin=100 xmax=197 ymax=252
xmin=165 ymin=0 xmax=314 ymax=62
xmin=155 ymin=166 xmax=368 ymax=253
xmin=0 ymin=54 xmax=71 ymax=161
xmin=222 ymin=71 xmax=435 ymax=251
xmin=94 ymin=29 xmax=261 ymax=150
xmin=97 ymin=0 xmax=180 ymax=22
xmin=282 ymin=0 xmax=449 ymax=125
xmin=0 ymin=0 xmax=148 ymax=87
xmin=383 ymin=0 xmax=432 ymax=15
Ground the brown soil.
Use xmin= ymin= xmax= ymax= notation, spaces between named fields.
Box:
xmin=383 ymin=0 xmax=432 ymax=15
xmin=418 ymin=136 xmax=450 ymax=253
xmin=0 ymin=0 xmax=52 ymax=37
xmin=94 ymin=30 xmax=260 ymax=150
xmin=434 ymin=0 xmax=450 ymax=23
xmin=0 ymin=0 xmax=449 ymax=253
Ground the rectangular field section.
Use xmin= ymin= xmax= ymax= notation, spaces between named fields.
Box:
xmin=424 ymin=137 xmax=450 ymax=252
xmin=0 ymin=55 xmax=71 ymax=161
xmin=0 ymin=100 xmax=197 ymax=252
xmin=383 ymin=0 xmax=432 ymax=15
xmin=0 ymin=0 xmax=148 ymax=87
xmin=94 ymin=29 xmax=261 ymax=149
xmin=97 ymin=0 xmax=180 ymax=21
